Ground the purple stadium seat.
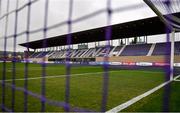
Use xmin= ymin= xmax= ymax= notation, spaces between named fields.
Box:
xmin=120 ymin=44 xmax=152 ymax=56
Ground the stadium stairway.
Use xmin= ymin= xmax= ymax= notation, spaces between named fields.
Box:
xmin=147 ymin=43 xmax=156 ymax=56
xmin=118 ymin=45 xmax=126 ymax=56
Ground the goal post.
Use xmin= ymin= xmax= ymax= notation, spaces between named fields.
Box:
xmin=143 ymin=0 xmax=176 ymax=81
xmin=143 ymin=0 xmax=173 ymax=30
xmin=170 ymin=30 xmax=175 ymax=81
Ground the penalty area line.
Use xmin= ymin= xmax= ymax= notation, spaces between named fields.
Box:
xmin=0 ymin=70 xmax=121 ymax=82
xmin=106 ymin=80 xmax=172 ymax=113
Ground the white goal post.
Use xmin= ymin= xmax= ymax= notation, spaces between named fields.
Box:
xmin=143 ymin=0 xmax=178 ymax=81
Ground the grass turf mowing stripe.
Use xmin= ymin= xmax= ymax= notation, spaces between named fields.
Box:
xmin=106 ymin=80 xmax=172 ymax=113
xmin=1 ymin=70 xmax=163 ymax=82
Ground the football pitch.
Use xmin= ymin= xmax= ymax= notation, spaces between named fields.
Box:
xmin=0 ymin=63 xmax=180 ymax=112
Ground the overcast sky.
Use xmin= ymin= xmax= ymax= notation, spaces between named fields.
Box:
xmin=0 ymin=0 xmax=179 ymax=52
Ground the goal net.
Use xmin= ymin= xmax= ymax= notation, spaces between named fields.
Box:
xmin=0 ymin=0 xmax=180 ymax=112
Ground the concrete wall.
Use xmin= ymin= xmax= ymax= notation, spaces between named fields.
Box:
xmin=96 ymin=55 xmax=180 ymax=63
xmin=28 ymin=57 xmax=48 ymax=63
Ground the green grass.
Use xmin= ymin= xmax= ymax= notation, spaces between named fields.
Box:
xmin=0 ymin=62 xmax=178 ymax=112
xmin=123 ymin=82 xmax=180 ymax=112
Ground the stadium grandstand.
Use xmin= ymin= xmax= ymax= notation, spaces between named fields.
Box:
xmin=21 ymin=36 xmax=180 ymax=64
xmin=0 ymin=0 xmax=180 ymax=112
xmin=20 ymin=12 xmax=180 ymax=64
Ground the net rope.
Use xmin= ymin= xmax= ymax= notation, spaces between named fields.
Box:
xmin=0 ymin=0 xmax=179 ymax=112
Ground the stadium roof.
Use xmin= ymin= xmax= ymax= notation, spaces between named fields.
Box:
xmin=20 ymin=12 xmax=180 ymax=49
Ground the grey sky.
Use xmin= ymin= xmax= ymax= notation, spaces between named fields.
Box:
xmin=0 ymin=0 xmax=179 ymax=51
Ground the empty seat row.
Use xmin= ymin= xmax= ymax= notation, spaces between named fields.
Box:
xmin=29 ymin=41 xmax=180 ymax=58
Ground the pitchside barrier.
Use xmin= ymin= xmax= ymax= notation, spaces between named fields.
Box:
xmin=20 ymin=60 xmax=180 ymax=68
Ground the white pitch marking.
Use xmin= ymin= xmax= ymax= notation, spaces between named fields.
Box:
xmin=1 ymin=71 xmax=120 ymax=82
xmin=0 ymin=66 xmax=100 ymax=71
xmin=106 ymin=80 xmax=172 ymax=113
xmin=174 ymin=75 xmax=180 ymax=81
xmin=0 ymin=70 xmax=163 ymax=82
